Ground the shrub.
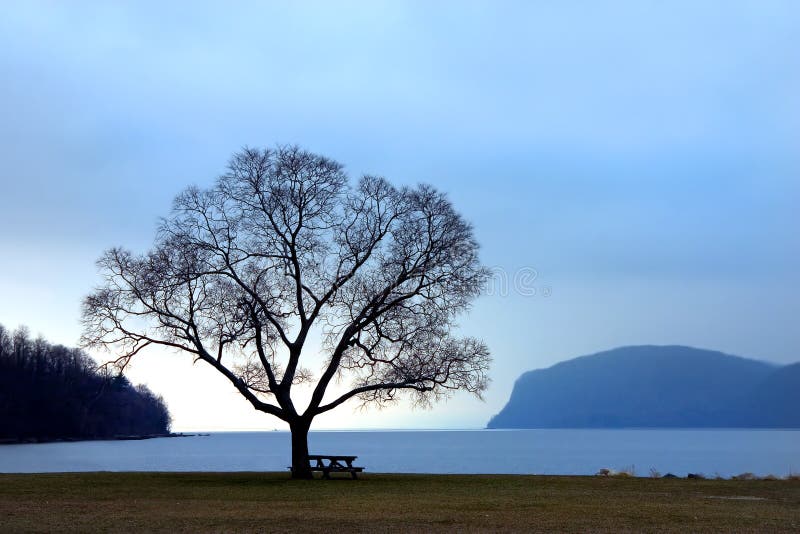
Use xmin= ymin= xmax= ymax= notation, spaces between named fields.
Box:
xmin=613 ymin=465 xmax=635 ymax=478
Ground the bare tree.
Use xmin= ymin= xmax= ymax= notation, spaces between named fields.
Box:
xmin=82 ymin=146 xmax=490 ymax=478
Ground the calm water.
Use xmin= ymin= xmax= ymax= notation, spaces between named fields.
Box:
xmin=2 ymin=430 xmax=799 ymax=477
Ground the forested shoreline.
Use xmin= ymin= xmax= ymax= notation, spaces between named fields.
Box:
xmin=0 ymin=324 xmax=171 ymax=442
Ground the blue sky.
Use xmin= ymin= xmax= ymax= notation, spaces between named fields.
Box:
xmin=1 ymin=1 xmax=798 ymax=430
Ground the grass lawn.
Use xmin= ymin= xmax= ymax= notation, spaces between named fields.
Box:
xmin=1 ymin=472 xmax=799 ymax=532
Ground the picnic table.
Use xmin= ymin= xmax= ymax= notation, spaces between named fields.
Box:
xmin=302 ymin=455 xmax=364 ymax=479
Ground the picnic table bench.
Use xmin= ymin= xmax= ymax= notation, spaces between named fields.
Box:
xmin=293 ymin=455 xmax=364 ymax=479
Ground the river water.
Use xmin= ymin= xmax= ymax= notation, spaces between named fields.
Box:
xmin=2 ymin=429 xmax=798 ymax=477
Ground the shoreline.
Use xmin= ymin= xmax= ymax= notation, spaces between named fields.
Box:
xmin=2 ymin=470 xmax=797 ymax=481
xmin=0 ymin=432 xmax=207 ymax=445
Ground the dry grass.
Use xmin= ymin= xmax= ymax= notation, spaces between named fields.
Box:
xmin=1 ymin=472 xmax=799 ymax=532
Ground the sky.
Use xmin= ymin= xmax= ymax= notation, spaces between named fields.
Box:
xmin=0 ymin=1 xmax=798 ymax=431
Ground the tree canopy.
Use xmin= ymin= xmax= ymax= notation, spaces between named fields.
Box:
xmin=82 ymin=146 xmax=490 ymax=477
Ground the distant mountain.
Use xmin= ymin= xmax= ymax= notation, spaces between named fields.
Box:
xmin=487 ymin=345 xmax=799 ymax=429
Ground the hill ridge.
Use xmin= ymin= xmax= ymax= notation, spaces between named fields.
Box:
xmin=487 ymin=345 xmax=798 ymax=429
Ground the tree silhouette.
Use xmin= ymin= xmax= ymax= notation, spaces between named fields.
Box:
xmin=82 ymin=146 xmax=490 ymax=478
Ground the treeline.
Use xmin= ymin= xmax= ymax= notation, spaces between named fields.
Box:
xmin=0 ymin=323 xmax=170 ymax=442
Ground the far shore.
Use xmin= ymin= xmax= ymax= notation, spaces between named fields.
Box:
xmin=0 ymin=432 xmax=207 ymax=446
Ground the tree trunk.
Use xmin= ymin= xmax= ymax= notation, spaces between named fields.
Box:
xmin=290 ymin=419 xmax=313 ymax=479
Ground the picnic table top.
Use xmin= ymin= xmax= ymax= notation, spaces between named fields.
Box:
xmin=308 ymin=454 xmax=358 ymax=461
